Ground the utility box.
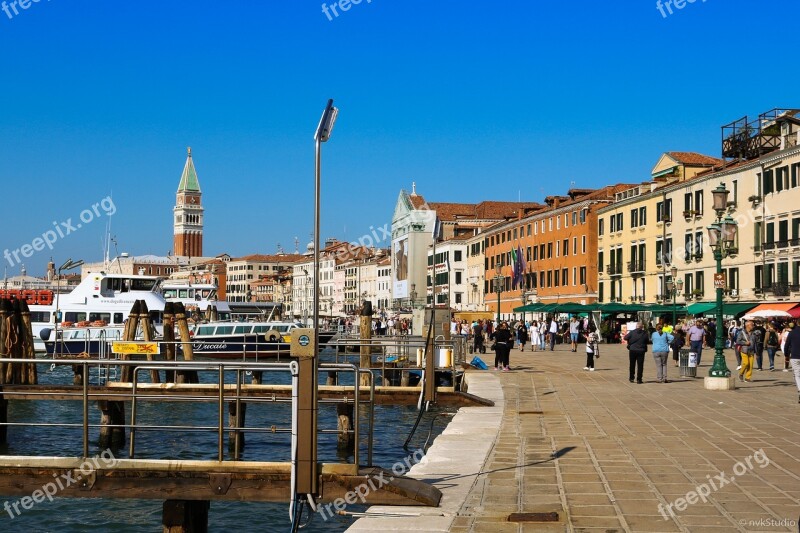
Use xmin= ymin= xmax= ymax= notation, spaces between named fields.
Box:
xmin=291 ymin=328 xmax=316 ymax=358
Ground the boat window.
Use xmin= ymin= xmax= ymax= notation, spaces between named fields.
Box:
xmin=197 ymin=326 xmax=216 ymax=335
xmin=218 ymin=312 xmax=231 ymax=321
xmin=179 ymin=289 xmax=189 ymax=298
xmin=113 ymin=313 xmax=124 ymax=324
xmin=201 ymin=290 xmax=212 ymax=299
xmin=253 ymin=326 xmax=268 ymax=333
xmin=163 ymin=289 xmax=176 ymax=298
xmin=89 ymin=313 xmax=111 ymax=323
xmin=149 ymin=311 xmax=162 ymax=325
xmin=30 ymin=311 xmax=51 ymax=322
xmin=234 ymin=326 xmax=251 ymax=334
xmin=215 ymin=326 xmax=234 ymax=335
xmin=65 ymin=312 xmax=87 ymax=322
xmin=107 ymin=278 xmax=122 ymax=292
xmin=131 ymin=279 xmax=157 ymax=291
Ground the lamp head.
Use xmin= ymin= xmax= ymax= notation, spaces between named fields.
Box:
xmin=315 ymin=99 xmax=338 ymax=143
xmin=711 ymin=182 xmax=729 ymax=214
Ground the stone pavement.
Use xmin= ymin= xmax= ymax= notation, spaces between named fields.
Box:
xmin=452 ymin=343 xmax=800 ymax=533
xmin=347 ymin=343 xmax=800 ymax=532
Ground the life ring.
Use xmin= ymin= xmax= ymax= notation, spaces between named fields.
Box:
xmin=265 ymin=329 xmax=282 ymax=342
xmin=91 ymin=320 xmax=107 ymax=327
xmin=61 ymin=321 xmax=74 ymax=328
xmin=0 ymin=290 xmax=6 ymax=299
xmin=7 ymin=290 xmax=19 ymax=300
xmin=36 ymin=290 xmax=54 ymax=305
xmin=76 ymin=321 xmax=91 ymax=327
xmin=21 ymin=290 xmax=37 ymax=304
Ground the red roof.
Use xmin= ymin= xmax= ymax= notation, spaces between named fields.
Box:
xmin=667 ymin=152 xmax=724 ymax=166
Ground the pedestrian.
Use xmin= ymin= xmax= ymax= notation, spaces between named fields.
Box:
xmin=671 ymin=325 xmax=685 ymax=367
xmin=651 ymin=323 xmax=674 ymax=383
xmin=569 ymin=317 xmax=580 ymax=352
xmin=765 ymin=323 xmax=780 ymax=371
xmin=753 ymin=321 xmax=766 ymax=371
xmin=516 ymin=322 xmax=528 ymax=352
xmin=530 ymin=320 xmax=540 ymax=352
xmin=538 ymin=320 xmax=547 ymax=350
xmin=549 ymin=317 xmax=558 ymax=351
xmin=781 ymin=323 xmax=792 ymax=372
xmin=490 ymin=321 xmax=512 ymax=371
xmin=686 ymin=319 xmax=706 ymax=367
xmin=782 ymin=322 xmax=800 ymax=403
xmin=736 ymin=320 xmax=755 ymax=382
xmin=729 ymin=320 xmax=742 ymax=370
xmin=584 ymin=324 xmax=599 ymax=371
xmin=624 ymin=321 xmax=649 ymax=384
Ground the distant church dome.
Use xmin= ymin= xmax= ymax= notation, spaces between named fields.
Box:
xmin=305 ymin=241 xmax=314 ymax=255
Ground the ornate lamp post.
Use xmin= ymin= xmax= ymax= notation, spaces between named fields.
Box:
xmin=493 ymin=263 xmax=503 ymax=324
xmin=706 ymin=183 xmax=738 ymax=379
xmin=665 ymin=265 xmax=683 ymax=327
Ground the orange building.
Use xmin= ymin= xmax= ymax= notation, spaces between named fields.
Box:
xmin=483 ymin=185 xmax=635 ymax=318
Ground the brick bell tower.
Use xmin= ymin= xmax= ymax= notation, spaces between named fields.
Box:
xmin=173 ymin=147 xmax=204 ymax=257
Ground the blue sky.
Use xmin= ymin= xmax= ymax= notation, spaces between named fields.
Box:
xmin=1 ymin=0 xmax=798 ymax=275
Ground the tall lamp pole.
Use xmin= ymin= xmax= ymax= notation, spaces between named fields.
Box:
xmin=665 ymin=265 xmax=683 ymax=327
xmin=53 ymin=258 xmax=84 ymax=341
xmin=493 ymin=263 xmax=503 ymax=324
xmin=706 ymin=183 xmax=738 ymax=378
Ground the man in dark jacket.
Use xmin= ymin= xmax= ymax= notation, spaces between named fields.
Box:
xmin=624 ymin=322 xmax=649 ymax=384
xmin=782 ymin=324 xmax=800 ymax=403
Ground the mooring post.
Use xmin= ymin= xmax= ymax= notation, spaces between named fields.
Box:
xmin=227 ymin=401 xmax=246 ymax=458
xmin=162 ymin=500 xmax=209 ymax=533
xmin=359 ymin=301 xmax=374 ymax=386
xmin=336 ymin=402 xmax=354 ymax=450
xmin=98 ymin=400 xmax=126 ymax=449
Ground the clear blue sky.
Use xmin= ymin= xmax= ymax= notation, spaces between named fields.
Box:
xmin=1 ymin=0 xmax=798 ymax=275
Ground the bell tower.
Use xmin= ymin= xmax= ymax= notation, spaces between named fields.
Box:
xmin=173 ymin=147 xmax=204 ymax=257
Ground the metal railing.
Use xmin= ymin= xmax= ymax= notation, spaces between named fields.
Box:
xmin=0 ymin=357 xmax=375 ymax=467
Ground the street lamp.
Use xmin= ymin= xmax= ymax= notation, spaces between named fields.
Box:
xmin=493 ymin=263 xmax=503 ymax=324
xmin=665 ymin=265 xmax=683 ymax=327
xmin=706 ymin=183 xmax=738 ymax=379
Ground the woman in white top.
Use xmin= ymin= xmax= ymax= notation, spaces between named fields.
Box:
xmin=530 ymin=321 xmax=540 ymax=352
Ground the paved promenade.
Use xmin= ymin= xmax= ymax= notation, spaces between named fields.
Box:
xmin=454 ymin=343 xmax=800 ymax=532
xmin=349 ymin=342 xmax=800 ymax=532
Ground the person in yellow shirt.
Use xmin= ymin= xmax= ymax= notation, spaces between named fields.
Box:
xmin=736 ymin=320 xmax=755 ymax=382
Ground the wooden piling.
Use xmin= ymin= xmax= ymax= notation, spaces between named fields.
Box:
xmin=5 ymin=300 xmax=24 ymax=385
xmin=359 ymin=301 xmax=373 ymax=386
xmin=336 ymin=403 xmax=354 ymax=450
xmin=162 ymin=499 xmax=209 ymax=533
xmin=163 ymin=303 xmax=176 ymax=383
xmin=227 ymin=401 xmax=246 ymax=458
xmin=120 ymin=301 xmax=141 ymax=383
xmin=18 ymin=300 xmax=37 ymax=385
xmin=0 ymin=299 xmax=9 ymax=385
xmin=98 ymin=399 xmax=126 ymax=449
xmin=174 ymin=303 xmax=198 ymax=384
xmin=139 ymin=301 xmax=161 ymax=384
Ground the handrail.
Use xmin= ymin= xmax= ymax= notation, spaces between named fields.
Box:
xmin=0 ymin=358 xmax=375 ymax=468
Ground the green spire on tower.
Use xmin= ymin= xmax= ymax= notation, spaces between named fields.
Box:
xmin=177 ymin=147 xmax=201 ymax=192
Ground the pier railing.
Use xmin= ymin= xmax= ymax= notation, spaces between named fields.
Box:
xmin=0 ymin=358 xmax=375 ymax=467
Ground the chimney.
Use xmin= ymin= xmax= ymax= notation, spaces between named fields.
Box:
xmin=553 ymin=197 xmax=560 ymax=208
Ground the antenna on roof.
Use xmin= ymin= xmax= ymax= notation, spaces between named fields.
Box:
xmin=294 ymin=237 xmax=299 ymax=254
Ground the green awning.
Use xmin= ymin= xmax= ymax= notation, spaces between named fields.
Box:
xmin=688 ymin=302 xmax=758 ymax=316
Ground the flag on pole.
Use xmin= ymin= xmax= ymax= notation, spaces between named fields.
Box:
xmin=516 ymin=244 xmax=526 ymax=288
xmin=510 ymin=247 xmax=518 ymax=289
xmin=432 ymin=217 xmax=442 ymax=241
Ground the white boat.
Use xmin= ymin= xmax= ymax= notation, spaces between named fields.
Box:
xmin=29 ymin=271 xmax=168 ymax=352
xmin=186 ymin=321 xmax=336 ymax=360
xmin=160 ymin=281 xmax=232 ymax=320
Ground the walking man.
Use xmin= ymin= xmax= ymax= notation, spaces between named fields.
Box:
xmin=736 ymin=320 xmax=755 ymax=382
xmin=569 ymin=317 xmax=580 ymax=352
xmin=549 ymin=317 xmax=558 ymax=351
xmin=782 ymin=322 xmax=800 ymax=403
xmin=624 ymin=321 xmax=649 ymax=384
xmin=651 ymin=323 xmax=673 ymax=383
xmin=687 ymin=319 xmax=706 ymax=367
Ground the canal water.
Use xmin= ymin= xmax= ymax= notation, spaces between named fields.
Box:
xmin=0 ymin=354 xmax=455 ymax=532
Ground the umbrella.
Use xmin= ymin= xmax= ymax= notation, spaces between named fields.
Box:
xmin=743 ymin=309 xmax=792 ymax=320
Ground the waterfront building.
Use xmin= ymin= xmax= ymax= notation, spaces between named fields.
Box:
xmin=483 ymin=186 xmax=634 ymax=319
xmin=390 ymin=183 xmax=540 ymax=309
xmin=173 ymin=147 xmax=204 ymax=257
xmin=426 ymin=235 xmax=470 ymax=311
xmin=464 ymin=232 xmax=487 ymax=311
xmin=227 ymin=253 xmax=305 ymax=302
xmin=596 ymin=152 xmax=723 ymax=304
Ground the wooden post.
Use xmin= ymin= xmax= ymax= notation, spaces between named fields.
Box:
xmin=0 ymin=299 xmax=9 ymax=387
xmin=162 ymin=500 xmax=209 ymax=533
xmin=359 ymin=301 xmax=374 ymax=386
xmin=98 ymin=400 xmax=126 ymax=449
xmin=227 ymin=401 xmax=246 ymax=458
xmin=336 ymin=402 xmax=354 ymax=450
xmin=120 ymin=301 xmax=141 ymax=383
xmin=163 ymin=303 xmax=176 ymax=383
xmin=6 ymin=299 xmax=23 ymax=385
xmin=19 ymin=300 xmax=37 ymax=385
xmin=139 ymin=300 xmax=161 ymax=384
xmin=174 ymin=303 xmax=198 ymax=384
